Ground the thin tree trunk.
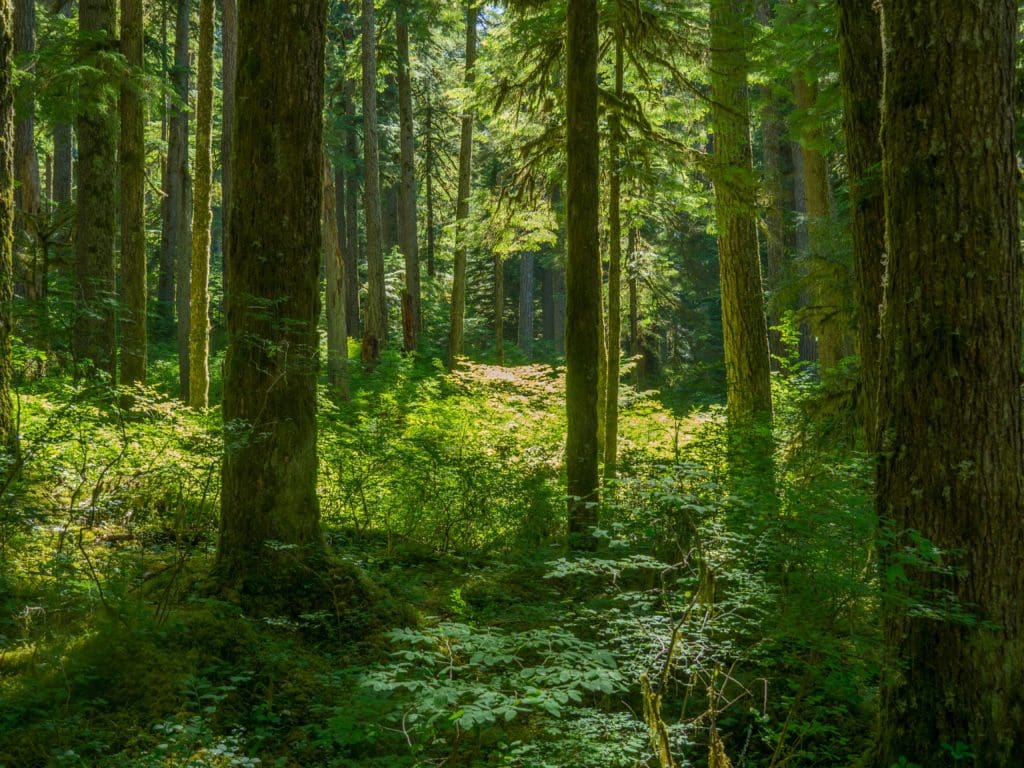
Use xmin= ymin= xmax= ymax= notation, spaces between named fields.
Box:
xmin=218 ymin=0 xmax=329 ymax=592
xmin=424 ymin=99 xmax=436 ymax=278
xmin=627 ymin=228 xmax=639 ymax=384
xmin=360 ymin=0 xmax=386 ymax=363
xmin=604 ymin=22 xmax=624 ymax=479
xmin=552 ymin=264 xmax=565 ymax=355
xmin=0 ymin=0 xmax=14 ymax=449
xmin=837 ymin=0 xmax=884 ymax=451
xmin=518 ymin=251 xmax=533 ymax=358
xmin=564 ymin=0 xmax=600 ymax=548
xmin=73 ymin=0 xmax=117 ymax=379
xmin=119 ymin=0 xmax=146 ymax=386
xmin=323 ymin=159 xmax=349 ymax=396
xmin=494 ymin=254 xmax=503 ymax=364
xmin=188 ymin=0 xmax=215 ymax=408
xmin=342 ymin=79 xmax=360 ymax=337
xmin=448 ymin=1 xmax=476 ymax=365
xmin=875 ymin=1 xmax=1024 ymax=763
xmin=396 ymin=11 xmax=420 ymax=351
xmin=709 ymin=0 xmax=772 ymax=424
xmin=14 ymin=0 xmax=41 ymax=298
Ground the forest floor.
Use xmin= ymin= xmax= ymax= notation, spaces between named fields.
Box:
xmin=0 ymin=351 xmax=878 ymax=768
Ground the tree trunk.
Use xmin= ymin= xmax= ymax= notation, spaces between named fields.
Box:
xmin=603 ymin=23 xmax=623 ymax=479
xmin=494 ymin=254 xmax=503 ymax=364
xmin=360 ymin=0 xmax=386 ymax=363
xmin=709 ymin=0 xmax=772 ymax=423
xmin=0 ymin=0 xmax=14 ymax=449
xmin=448 ymin=1 xmax=476 ymax=365
xmin=342 ymin=79 xmax=360 ymax=337
xmin=424 ymin=99 xmax=436 ymax=278
xmin=218 ymin=0 xmax=329 ymax=591
xmin=188 ymin=0 xmax=214 ymax=408
xmin=177 ymin=175 xmax=192 ymax=397
xmin=396 ymin=11 xmax=420 ymax=352
xmin=73 ymin=0 xmax=117 ymax=379
xmin=518 ymin=251 xmax=533 ymax=358
xmin=564 ymin=0 xmax=600 ymax=548
xmin=874 ymin=2 xmax=1024 ymax=765
xmin=793 ymin=74 xmax=844 ymax=370
xmin=14 ymin=0 xmax=40 ymax=298
xmin=323 ymin=159 xmax=349 ymax=397
xmin=837 ymin=0 xmax=884 ymax=451
xmin=627 ymin=228 xmax=638 ymax=362
xmin=221 ymin=0 xmax=237 ymax=292
xmin=552 ymin=264 xmax=565 ymax=355
xmin=119 ymin=0 xmax=147 ymax=386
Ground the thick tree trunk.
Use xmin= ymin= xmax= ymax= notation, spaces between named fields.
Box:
xmin=708 ymin=0 xmax=772 ymax=423
xmin=188 ymin=0 xmax=214 ymax=408
xmin=874 ymin=2 xmax=1024 ymax=764
xmin=837 ymin=0 xmax=884 ymax=451
xmin=448 ymin=1 xmax=476 ymax=364
xmin=323 ymin=159 xmax=349 ymax=396
xmin=518 ymin=251 xmax=533 ymax=358
xmin=218 ymin=0 xmax=328 ymax=591
xmin=73 ymin=0 xmax=117 ymax=379
xmin=14 ymin=0 xmax=40 ymax=298
xmin=119 ymin=0 xmax=147 ymax=386
xmin=0 ymin=0 xmax=14 ymax=449
xmin=396 ymin=12 xmax=420 ymax=351
xmin=604 ymin=24 xmax=623 ymax=479
xmin=564 ymin=0 xmax=600 ymax=548
xmin=360 ymin=0 xmax=386 ymax=363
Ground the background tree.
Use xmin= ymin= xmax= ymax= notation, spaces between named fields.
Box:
xmin=0 ymin=0 xmax=13 ymax=449
xmin=360 ymin=0 xmax=385 ymax=363
xmin=119 ymin=0 xmax=146 ymax=386
xmin=218 ymin=0 xmax=329 ymax=592
xmin=323 ymin=158 xmax=349 ymax=395
xmin=396 ymin=2 xmax=420 ymax=352
xmin=875 ymin=0 xmax=1024 ymax=763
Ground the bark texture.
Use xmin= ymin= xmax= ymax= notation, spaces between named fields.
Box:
xmin=221 ymin=0 xmax=237 ymax=291
xmin=73 ymin=0 xmax=117 ymax=379
xmin=323 ymin=159 xmax=349 ymax=396
xmin=837 ymin=0 xmax=884 ymax=450
xmin=342 ymin=79 xmax=360 ymax=337
xmin=709 ymin=0 xmax=771 ymax=423
xmin=188 ymin=0 xmax=215 ymax=408
xmin=119 ymin=0 xmax=147 ymax=385
xmin=564 ymin=0 xmax=600 ymax=548
xmin=0 ymin=0 xmax=14 ymax=448
xmin=218 ymin=0 xmax=328 ymax=590
xmin=360 ymin=0 xmax=386 ymax=363
xmin=396 ymin=11 xmax=420 ymax=351
xmin=603 ymin=25 xmax=623 ymax=479
xmin=448 ymin=1 xmax=476 ymax=364
xmin=875 ymin=1 xmax=1024 ymax=764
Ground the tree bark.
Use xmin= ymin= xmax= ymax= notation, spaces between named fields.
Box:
xmin=709 ymin=0 xmax=772 ymax=423
xmin=73 ymin=0 xmax=117 ymax=379
xmin=837 ymin=0 xmax=884 ymax=451
xmin=874 ymin=1 xmax=1024 ymax=764
xmin=564 ymin=0 xmax=600 ymax=548
xmin=603 ymin=23 xmax=623 ymax=479
xmin=221 ymin=0 xmax=237 ymax=292
xmin=188 ymin=0 xmax=214 ymax=408
xmin=324 ymin=159 xmax=349 ymax=396
xmin=448 ymin=1 xmax=476 ymax=365
xmin=119 ymin=0 xmax=147 ymax=386
xmin=360 ymin=0 xmax=386 ymax=363
xmin=342 ymin=79 xmax=360 ymax=337
xmin=396 ymin=10 xmax=420 ymax=351
xmin=218 ymin=0 xmax=329 ymax=591
xmin=14 ymin=0 xmax=41 ymax=298
xmin=424 ymin=98 xmax=436 ymax=278
xmin=0 ymin=0 xmax=14 ymax=449
xmin=518 ymin=251 xmax=533 ymax=358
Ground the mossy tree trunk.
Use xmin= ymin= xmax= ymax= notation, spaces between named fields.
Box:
xmin=564 ymin=0 xmax=600 ymax=549
xmin=188 ymin=0 xmax=214 ymax=408
xmin=73 ymin=0 xmax=117 ymax=380
xmin=603 ymin=23 xmax=624 ymax=479
xmin=360 ymin=0 xmax=385 ymax=363
xmin=708 ymin=0 xmax=772 ymax=424
xmin=396 ymin=8 xmax=420 ymax=352
xmin=119 ymin=0 xmax=147 ymax=386
xmin=874 ymin=1 xmax=1024 ymax=764
xmin=837 ymin=0 xmax=883 ymax=451
xmin=217 ymin=0 xmax=328 ymax=592
xmin=448 ymin=1 xmax=476 ymax=365
xmin=0 ymin=0 xmax=14 ymax=449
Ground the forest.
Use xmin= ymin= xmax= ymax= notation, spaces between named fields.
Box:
xmin=1 ymin=0 xmax=1022 ymax=766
